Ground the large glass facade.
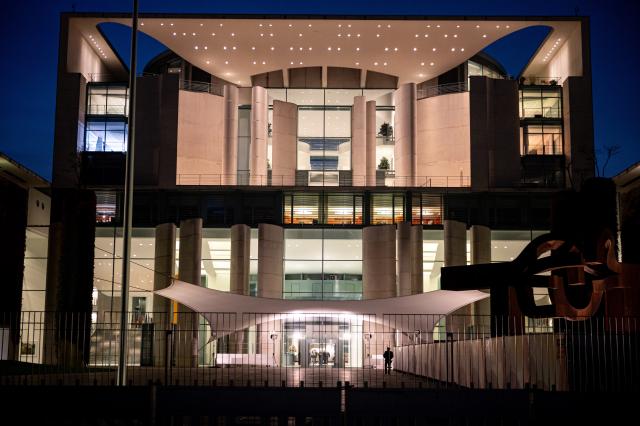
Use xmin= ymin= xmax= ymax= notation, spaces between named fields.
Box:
xmin=284 ymin=229 xmax=363 ymax=300
xmin=84 ymin=120 xmax=128 ymax=152
xmin=84 ymin=84 xmax=129 ymax=152
xmin=87 ymin=85 xmax=129 ymax=116
xmin=370 ymin=193 xmax=405 ymax=224
xmin=268 ymin=88 xmax=395 ymax=186
xmin=283 ymin=192 xmax=363 ymax=225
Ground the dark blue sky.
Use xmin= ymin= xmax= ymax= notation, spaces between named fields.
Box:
xmin=1 ymin=0 xmax=638 ymax=179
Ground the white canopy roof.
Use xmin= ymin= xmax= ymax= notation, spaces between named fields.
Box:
xmin=156 ymin=280 xmax=489 ymax=340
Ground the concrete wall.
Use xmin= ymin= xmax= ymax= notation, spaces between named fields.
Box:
xmin=250 ymin=86 xmax=269 ymax=185
xmin=469 ymin=76 xmax=520 ymax=191
xmin=271 ymin=100 xmax=298 ymax=186
xmin=66 ymin=20 xmax=113 ymax=81
xmin=394 ymin=83 xmax=417 ymax=186
xmin=363 ymin=225 xmax=396 ymax=299
xmin=176 ymin=90 xmax=225 ymax=184
xmin=135 ymin=74 xmax=179 ymax=188
xmin=416 ymin=92 xmax=470 ymax=187
xmin=539 ymin=23 xmax=584 ymax=83
xmin=562 ymin=77 xmax=595 ymax=189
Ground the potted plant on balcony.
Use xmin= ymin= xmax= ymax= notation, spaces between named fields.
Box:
xmin=378 ymin=122 xmax=393 ymax=143
xmin=378 ymin=156 xmax=390 ymax=171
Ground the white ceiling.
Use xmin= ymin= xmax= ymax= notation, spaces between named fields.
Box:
xmin=72 ymin=16 xmax=582 ymax=86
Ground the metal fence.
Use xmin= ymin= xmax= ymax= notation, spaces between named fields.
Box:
xmin=417 ymin=82 xmax=468 ymax=100
xmin=1 ymin=312 xmax=638 ymax=391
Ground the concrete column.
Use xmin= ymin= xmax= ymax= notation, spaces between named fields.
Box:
xmin=397 ymin=223 xmax=424 ymax=296
xmin=258 ymin=224 xmax=283 ymax=298
xmin=223 ymin=85 xmax=238 ymax=185
xmin=152 ymin=223 xmax=176 ymax=366
xmin=562 ymin=77 xmax=595 ymax=190
xmin=444 ymin=220 xmax=469 ymax=334
xmin=470 ymin=225 xmax=491 ymax=265
xmin=230 ymin=224 xmax=250 ymax=295
xmin=250 ymin=86 xmax=269 ymax=185
xmin=363 ymin=225 xmax=396 ymax=299
xmin=366 ymin=100 xmax=377 ymax=186
xmin=177 ymin=218 xmax=203 ymax=367
xmin=352 ymin=96 xmax=366 ymax=186
xmin=470 ymin=225 xmax=492 ymax=321
xmin=444 ymin=220 xmax=467 ymax=267
xmin=271 ymin=100 xmax=298 ymax=186
xmin=394 ymin=83 xmax=417 ymax=186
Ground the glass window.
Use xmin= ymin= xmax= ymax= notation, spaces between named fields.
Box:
xmin=286 ymin=89 xmax=324 ymax=105
xmin=521 ymin=124 xmax=563 ymax=155
xmin=325 ymin=89 xmax=362 ymax=106
xmin=411 ymin=194 xmax=442 ymax=225
xmin=371 ymin=193 xmax=404 ymax=224
xmin=325 ymin=193 xmax=363 ymax=225
xmin=519 ymin=87 xmax=562 ymax=119
xmin=267 ymin=88 xmax=287 ymax=105
xmin=283 ymin=193 xmax=321 ymax=224
xmin=88 ymin=85 xmax=128 ymax=116
xmin=85 ymin=120 xmax=128 ymax=152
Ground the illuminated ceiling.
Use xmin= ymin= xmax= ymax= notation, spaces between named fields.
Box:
xmin=71 ymin=15 xmax=582 ymax=86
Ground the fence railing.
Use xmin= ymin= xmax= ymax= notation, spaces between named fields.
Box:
xmin=1 ymin=312 xmax=638 ymax=391
xmin=179 ymin=79 xmax=224 ymax=96
xmin=176 ymin=173 xmax=471 ymax=188
xmin=417 ymin=82 xmax=468 ymax=100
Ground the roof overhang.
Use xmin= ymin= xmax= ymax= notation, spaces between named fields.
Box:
xmin=66 ymin=14 xmax=584 ymax=86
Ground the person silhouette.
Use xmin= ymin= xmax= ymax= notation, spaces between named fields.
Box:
xmin=383 ymin=347 xmax=393 ymax=374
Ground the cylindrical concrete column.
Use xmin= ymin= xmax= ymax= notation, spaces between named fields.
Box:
xmin=250 ymin=86 xmax=269 ymax=185
xmin=444 ymin=219 xmax=469 ymax=334
xmin=258 ymin=223 xmax=283 ymax=298
xmin=366 ymin=100 xmax=377 ymax=186
xmin=351 ymin=96 xmax=366 ymax=186
xmin=223 ymin=85 xmax=238 ymax=185
xmin=397 ymin=223 xmax=424 ymax=296
xmin=444 ymin=220 xmax=467 ymax=267
xmin=470 ymin=225 xmax=492 ymax=320
xmin=363 ymin=225 xmax=396 ymax=299
xmin=230 ymin=224 xmax=251 ymax=295
xmin=177 ymin=218 xmax=203 ymax=367
xmin=470 ymin=225 xmax=491 ymax=265
xmin=394 ymin=83 xmax=417 ymax=186
xmin=272 ymin=100 xmax=298 ymax=186
xmin=152 ymin=223 xmax=176 ymax=367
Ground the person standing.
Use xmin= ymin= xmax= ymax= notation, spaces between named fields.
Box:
xmin=383 ymin=347 xmax=393 ymax=374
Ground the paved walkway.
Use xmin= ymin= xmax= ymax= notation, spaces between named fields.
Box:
xmin=2 ymin=366 xmax=437 ymax=388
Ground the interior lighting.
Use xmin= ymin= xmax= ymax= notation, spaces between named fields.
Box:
xmin=271 ymin=46 xmax=275 ymax=50
xmin=383 ymin=62 xmax=387 ymax=66
xmin=394 ymin=47 xmax=398 ymax=51
xmin=376 ymin=34 xmax=380 ymax=37
xmin=421 ymin=62 xmax=425 ymax=66
xmin=453 ymin=34 xmax=458 ymax=38
xmin=384 ymin=47 xmax=389 ymax=51
xmin=432 ymin=47 xmax=437 ymax=51
xmin=430 ymin=62 xmax=435 ymax=66
xmin=374 ymin=62 xmax=378 ymax=66
xmin=482 ymin=34 xmax=487 ymax=38
xmin=413 ymin=47 xmax=418 ymax=51
xmin=356 ymin=47 xmax=360 ymax=51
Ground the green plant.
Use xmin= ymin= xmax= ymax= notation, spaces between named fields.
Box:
xmin=378 ymin=156 xmax=390 ymax=170
xmin=378 ymin=122 xmax=393 ymax=137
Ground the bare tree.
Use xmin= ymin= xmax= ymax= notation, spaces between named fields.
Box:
xmin=599 ymin=144 xmax=622 ymax=177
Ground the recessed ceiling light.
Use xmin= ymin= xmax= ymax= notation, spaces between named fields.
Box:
xmin=251 ymin=46 xmax=256 ymax=50
xmin=271 ymin=46 xmax=275 ymax=50
xmin=290 ymin=46 xmax=294 ymax=50
xmin=374 ymin=62 xmax=378 ymax=66
xmin=430 ymin=62 xmax=434 ymax=66
xmin=356 ymin=47 xmax=360 ymax=51
xmin=476 ymin=25 xmax=480 ymax=28
xmin=337 ymin=47 xmax=341 ymax=51
xmin=253 ymin=61 xmax=257 ymax=65
xmin=269 ymin=24 xmax=273 ymax=27
xmin=436 ymin=24 xmax=441 ymax=28
xmin=225 ymin=61 xmax=229 ymax=64
xmin=308 ymin=47 xmax=312 ymax=50
xmin=444 ymin=34 xmax=448 ymax=38
xmin=456 ymin=25 xmax=460 ymax=28
xmin=482 ymin=34 xmax=487 ymax=38
xmin=338 ymin=34 xmax=342 ymax=37
xmin=211 ymin=33 xmax=215 ymax=36
xmin=413 ymin=47 xmax=418 ymax=51
xmin=220 ymin=24 xmax=223 ymax=27
xmin=347 ymin=34 xmax=351 ymax=37
xmin=269 ymin=33 xmax=273 ymax=37
xmin=299 ymin=33 xmax=303 ymax=37
xmin=357 ymin=33 xmax=361 ymax=37
xmin=348 ymin=24 xmax=352 ymax=28
xmin=387 ymin=24 xmax=391 ymax=28
xmin=432 ymin=47 xmax=436 ymax=51
xmin=383 ymin=62 xmax=387 ymax=66
xmin=192 ymin=32 xmax=196 ymax=36
xmin=206 ymin=60 xmax=210 ymax=64
xmin=419 ymin=73 xmax=425 ymax=77
xmin=259 ymin=24 xmax=263 ymax=27
xmin=453 ymin=34 xmax=458 ymax=38
xmin=461 ymin=48 xmax=465 ymax=51
xmin=328 ymin=47 xmax=332 ymax=51
xmin=231 ymin=33 xmax=235 ymax=36
xmin=376 ymin=34 xmax=380 ymax=37
xmin=223 ymin=46 xmax=227 ymax=50
xmin=496 ymin=25 xmax=500 ymax=28
xmin=424 ymin=34 xmax=429 ymax=37
xmin=290 ymin=61 xmax=294 ymax=65
xmin=299 ymin=61 xmax=303 ymax=65
xmin=394 ymin=47 xmax=398 ymax=51
xmin=289 ymin=24 xmax=293 ymax=27
xmin=262 ymin=61 xmax=266 ymax=65
xmin=506 ymin=25 xmax=510 ymax=28
xmin=377 ymin=24 xmax=381 ymax=28
xmin=384 ymin=47 xmax=389 ymax=51
xmin=421 ymin=62 xmax=425 ymax=66
xmin=204 ymin=46 xmax=208 ymax=50
xmin=355 ymin=62 xmax=359 ymax=65
xmin=308 ymin=24 xmax=312 ymax=27
xmin=194 ymin=46 xmax=198 ymax=50
xmin=451 ymin=48 xmax=456 ymax=51
xmin=170 ymin=23 xmax=174 ymax=26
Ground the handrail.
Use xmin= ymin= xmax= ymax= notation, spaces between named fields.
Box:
xmin=179 ymin=79 xmax=224 ymax=96
xmin=417 ymin=82 xmax=468 ymax=100
xmin=175 ymin=173 xmax=470 ymax=188
xmin=519 ymin=76 xmax=561 ymax=86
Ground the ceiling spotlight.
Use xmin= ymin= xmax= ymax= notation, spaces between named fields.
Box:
xmin=231 ymin=32 xmax=235 ymax=36
xmin=451 ymin=47 xmax=456 ymax=51
xmin=290 ymin=46 xmax=294 ymax=50
xmin=262 ymin=61 xmax=266 ymax=65
xmin=421 ymin=62 xmax=425 ymax=66
xmin=289 ymin=24 xmax=293 ymax=27
xmin=444 ymin=34 xmax=448 ymax=38
xmin=476 ymin=25 xmax=480 ymax=28
xmin=299 ymin=33 xmax=303 ymax=37
xmin=419 ymin=73 xmax=425 ymax=77
xmin=259 ymin=24 xmax=263 ymax=27
xmin=251 ymin=46 xmax=256 ymax=50
xmin=194 ymin=46 xmax=198 ymax=50
xmin=192 ymin=32 xmax=196 ymax=36
xmin=260 ymin=33 xmax=264 ymax=37
xmin=271 ymin=46 xmax=275 ymax=50
xmin=374 ymin=62 xmax=378 ymax=66
xmin=211 ymin=33 xmax=215 ymax=36
xmin=384 ymin=47 xmax=389 ymax=51
xmin=430 ymin=62 xmax=435 ymax=66
xmin=253 ymin=61 xmax=257 ymax=65
xmin=383 ymin=62 xmax=387 ymax=66
xmin=299 ymin=61 xmax=303 ymax=65
xmin=394 ymin=47 xmax=398 ymax=51
xmin=356 ymin=47 xmax=360 ymax=51
xmin=224 ymin=61 xmax=229 ymax=64
xmin=413 ymin=47 xmax=418 ymax=51
xmin=204 ymin=46 xmax=208 ymax=50
xmin=170 ymin=23 xmax=174 ymax=26
xmin=357 ymin=33 xmax=361 ymax=37
xmin=308 ymin=47 xmax=312 ymax=50
xmin=376 ymin=34 xmax=380 ymax=37
xmin=456 ymin=25 xmax=460 ymax=28
xmin=328 ymin=46 xmax=332 ymax=51
xmin=290 ymin=61 xmax=294 ymax=65
xmin=308 ymin=24 xmax=312 ymax=27
xmin=355 ymin=62 xmax=359 ymax=65
xmin=432 ymin=47 xmax=437 ymax=51
xmin=461 ymin=48 xmax=465 ymax=51
xmin=453 ymin=34 xmax=458 ymax=38
xmin=206 ymin=60 xmax=210 ymax=64
xmin=269 ymin=33 xmax=273 ymax=37
xmin=337 ymin=47 xmax=341 ymax=51
xmin=483 ymin=34 xmax=487 ymax=38
xmin=223 ymin=46 xmax=227 ymax=50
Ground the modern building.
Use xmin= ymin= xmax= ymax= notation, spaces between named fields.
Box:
xmin=16 ymin=13 xmax=598 ymax=368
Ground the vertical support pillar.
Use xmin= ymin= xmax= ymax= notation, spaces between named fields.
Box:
xmin=398 ymin=223 xmax=424 ymax=297
xmin=230 ymin=224 xmax=250 ymax=295
xmin=365 ymin=101 xmax=377 ymax=186
xmin=152 ymin=223 xmax=176 ymax=367
xmin=352 ymin=96 xmax=366 ymax=186
xmin=223 ymin=85 xmax=238 ymax=185
xmin=470 ymin=225 xmax=491 ymax=327
xmin=394 ymin=83 xmax=417 ymax=186
xmin=363 ymin=225 xmax=396 ymax=299
xmin=271 ymin=100 xmax=298 ymax=186
xmin=258 ymin=224 xmax=283 ymax=298
xmin=177 ymin=218 xmax=202 ymax=367
xmin=444 ymin=220 xmax=468 ymax=336
xmin=250 ymin=86 xmax=269 ymax=185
